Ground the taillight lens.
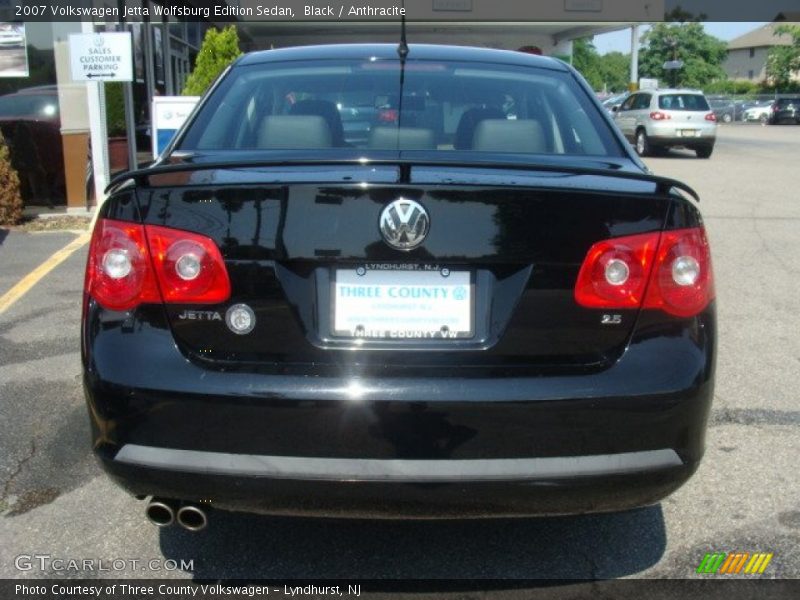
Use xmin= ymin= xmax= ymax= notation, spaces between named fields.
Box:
xmin=574 ymin=232 xmax=660 ymax=309
xmin=650 ymin=111 xmax=671 ymax=120
xmin=85 ymin=220 xmax=160 ymax=311
xmin=705 ymin=112 xmax=717 ymax=122
xmin=85 ymin=218 xmax=230 ymax=311
xmin=377 ymin=108 xmax=399 ymax=123
xmin=643 ymin=227 xmax=714 ymax=317
xmin=575 ymin=227 xmax=714 ymax=318
xmin=145 ymin=224 xmax=231 ymax=304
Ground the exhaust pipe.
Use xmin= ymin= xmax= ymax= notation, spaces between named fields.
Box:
xmin=176 ymin=504 xmax=208 ymax=532
xmin=145 ymin=498 xmax=176 ymax=527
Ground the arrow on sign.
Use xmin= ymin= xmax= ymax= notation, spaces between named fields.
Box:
xmin=86 ymin=72 xmax=117 ymax=79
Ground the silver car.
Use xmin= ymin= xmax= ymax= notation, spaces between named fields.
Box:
xmin=613 ymin=89 xmax=717 ymax=158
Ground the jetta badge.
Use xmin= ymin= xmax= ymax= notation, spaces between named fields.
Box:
xmin=379 ymin=198 xmax=429 ymax=250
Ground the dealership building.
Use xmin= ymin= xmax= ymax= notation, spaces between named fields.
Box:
xmin=0 ymin=0 xmax=657 ymax=213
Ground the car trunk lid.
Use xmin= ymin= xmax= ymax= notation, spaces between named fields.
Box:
xmin=130 ymin=160 xmax=678 ymax=370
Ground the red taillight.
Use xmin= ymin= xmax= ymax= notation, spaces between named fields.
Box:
xmin=643 ymin=227 xmax=714 ymax=317
xmin=85 ymin=220 xmax=160 ymax=311
xmin=574 ymin=232 xmax=660 ymax=309
xmin=575 ymin=227 xmax=714 ymax=318
xmin=85 ymin=219 xmax=230 ymax=311
xmin=145 ymin=224 xmax=231 ymax=304
xmin=377 ymin=108 xmax=398 ymax=123
xmin=705 ymin=112 xmax=717 ymax=122
xmin=649 ymin=111 xmax=671 ymax=121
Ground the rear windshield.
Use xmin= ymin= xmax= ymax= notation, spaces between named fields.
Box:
xmin=658 ymin=94 xmax=710 ymax=111
xmin=776 ymin=98 xmax=800 ymax=107
xmin=177 ymin=59 xmax=622 ymax=158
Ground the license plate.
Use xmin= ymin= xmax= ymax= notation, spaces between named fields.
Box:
xmin=332 ymin=268 xmax=473 ymax=339
xmin=679 ymin=129 xmax=698 ymax=137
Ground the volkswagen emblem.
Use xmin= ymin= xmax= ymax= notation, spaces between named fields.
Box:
xmin=379 ymin=198 xmax=429 ymax=250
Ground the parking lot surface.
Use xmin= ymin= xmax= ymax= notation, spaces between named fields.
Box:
xmin=0 ymin=123 xmax=798 ymax=582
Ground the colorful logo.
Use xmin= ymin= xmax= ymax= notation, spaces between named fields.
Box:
xmin=696 ymin=552 xmax=773 ymax=575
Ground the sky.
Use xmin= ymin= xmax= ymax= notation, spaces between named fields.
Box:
xmin=593 ymin=22 xmax=767 ymax=55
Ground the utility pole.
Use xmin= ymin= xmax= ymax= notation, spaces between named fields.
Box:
xmin=629 ymin=24 xmax=640 ymax=92
xmin=666 ymin=37 xmax=679 ymax=87
xmin=662 ymin=36 xmax=683 ymax=88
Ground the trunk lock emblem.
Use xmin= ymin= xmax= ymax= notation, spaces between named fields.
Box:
xmin=226 ymin=304 xmax=256 ymax=335
xmin=379 ymin=198 xmax=430 ymax=251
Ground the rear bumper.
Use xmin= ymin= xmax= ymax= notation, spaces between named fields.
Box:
xmin=647 ymin=122 xmax=715 ymax=148
xmin=83 ymin=304 xmax=716 ymax=518
xmin=648 ymin=136 xmax=715 ymax=148
xmin=101 ymin=449 xmax=697 ymax=518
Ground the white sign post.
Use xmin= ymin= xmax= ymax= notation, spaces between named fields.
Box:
xmin=68 ymin=32 xmax=133 ymax=82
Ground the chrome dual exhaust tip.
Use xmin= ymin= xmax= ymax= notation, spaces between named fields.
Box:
xmin=145 ymin=498 xmax=176 ymax=527
xmin=176 ymin=504 xmax=208 ymax=532
xmin=145 ymin=498 xmax=208 ymax=531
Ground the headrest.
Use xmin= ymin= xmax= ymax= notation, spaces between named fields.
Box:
xmin=368 ymin=126 xmax=435 ymax=150
xmin=289 ymin=99 xmax=345 ymax=146
xmin=471 ymin=119 xmax=546 ymax=154
xmin=257 ymin=115 xmax=332 ymax=149
xmin=454 ymin=107 xmax=506 ymax=150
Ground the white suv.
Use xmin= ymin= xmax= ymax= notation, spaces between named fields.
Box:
xmin=613 ymin=89 xmax=717 ymax=158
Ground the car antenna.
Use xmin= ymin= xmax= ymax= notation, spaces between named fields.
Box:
xmin=397 ymin=1 xmax=409 ymax=63
xmin=396 ymin=0 xmax=409 ymax=177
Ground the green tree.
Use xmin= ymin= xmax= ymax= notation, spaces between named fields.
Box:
xmin=572 ymin=38 xmax=604 ymax=90
xmin=182 ymin=26 xmax=242 ymax=96
xmin=598 ymin=51 xmax=631 ymax=92
xmin=639 ymin=22 xmax=728 ymax=88
xmin=572 ymin=38 xmax=631 ymax=92
xmin=766 ymin=25 xmax=800 ymax=89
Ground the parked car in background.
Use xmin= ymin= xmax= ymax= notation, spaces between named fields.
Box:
xmin=0 ymin=85 xmax=65 ymax=205
xmin=0 ymin=23 xmax=25 ymax=48
xmin=769 ymin=97 xmax=800 ymax=125
xmin=83 ymin=44 xmax=716 ymax=528
xmin=742 ymin=101 xmax=774 ymax=123
xmin=613 ymin=88 xmax=717 ymax=158
xmin=708 ymin=98 xmax=735 ymax=123
xmin=602 ymin=92 xmax=629 ymax=114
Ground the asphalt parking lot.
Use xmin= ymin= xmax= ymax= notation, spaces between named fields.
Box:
xmin=0 ymin=123 xmax=798 ymax=584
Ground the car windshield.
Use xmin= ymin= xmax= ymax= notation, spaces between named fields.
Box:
xmin=177 ymin=58 xmax=622 ymax=157
xmin=658 ymin=94 xmax=710 ymax=111
xmin=0 ymin=94 xmax=58 ymax=118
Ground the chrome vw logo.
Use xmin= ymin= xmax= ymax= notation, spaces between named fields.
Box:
xmin=379 ymin=198 xmax=429 ymax=250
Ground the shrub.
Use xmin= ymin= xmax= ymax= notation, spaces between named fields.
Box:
xmin=182 ymin=26 xmax=242 ymax=96
xmin=104 ymin=82 xmax=126 ymax=137
xmin=0 ymin=130 xmax=23 ymax=226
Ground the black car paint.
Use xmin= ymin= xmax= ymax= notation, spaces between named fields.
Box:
xmin=83 ymin=44 xmax=715 ymax=518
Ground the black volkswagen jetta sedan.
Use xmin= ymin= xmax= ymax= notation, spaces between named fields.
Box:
xmin=82 ymin=44 xmax=715 ymax=530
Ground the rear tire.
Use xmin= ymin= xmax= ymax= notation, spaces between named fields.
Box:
xmin=696 ymin=146 xmax=713 ymax=159
xmin=635 ymin=130 xmax=650 ymax=157
xmin=722 ymin=113 xmax=732 ymax=123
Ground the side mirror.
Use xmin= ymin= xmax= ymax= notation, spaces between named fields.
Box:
xmin=612 ymin=105 xmax=620 ymax=113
